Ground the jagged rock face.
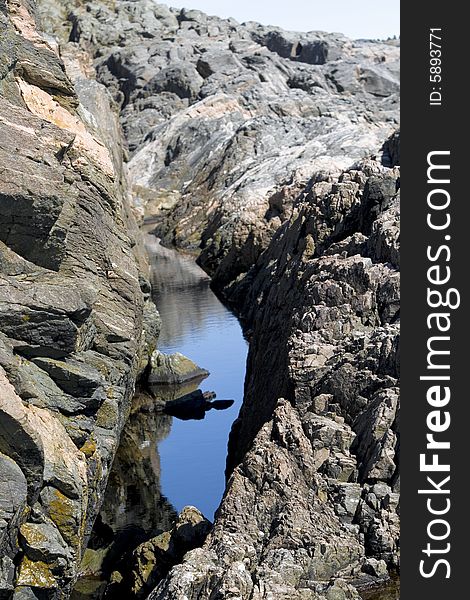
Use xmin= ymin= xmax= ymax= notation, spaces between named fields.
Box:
xmin=155 ymin=147 xmax=400 ymax=598
xmin=227 ymin=155 xmax=400 ymax=474
xmin=0 ymin=1 xmax=158 ymax=597
xmin=234 ymin=152 xmax=400 ymax=566
xmin=1 ymin=1 xmax=400 ymax=598
xmin=37 ymin=0 xmax=399 ymax=291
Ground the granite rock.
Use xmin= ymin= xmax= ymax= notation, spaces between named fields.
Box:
xmin=149 ymin=351 xmax=209 ymax=385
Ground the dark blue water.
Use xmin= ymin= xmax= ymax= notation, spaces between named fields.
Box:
xmin=147 ymin=235 xmax=248 ymax=520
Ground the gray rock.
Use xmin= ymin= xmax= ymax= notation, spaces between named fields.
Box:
xmin=362 ymin=558 xmax=388 ymax=578
xmin=0 ymin=556 xmax=15 ymax=599
xmin=1 ymin=1 xmax=400 ymax=597
xmin=140 ymin=294 xmax=161 ymax=373
xmin=149 ymin=351 xmax=209 ymax=385
xmin=0 ymin=1 xmax=159 ymax=596
xmin=382 ymin=130 xmax=400 ymax=167
xmin=120 ymin=506 xmax=211 ymax=599
xmin=0 ymin=453 xmax=28 ymax=556
xmin=31 ymin=357 xmax=105 ymax=401
xmin=19 ymin=522 xmax=71 ymax=564
xmin=249 ymin=27 xmax=347 ymax=65
xmin=0 ymin=373 xmax=44 ymax=503
xmin=329 ymin=483 xmax=362 ymax=524
xmin=143 ymin=63 xmax=203 ymax=101
xmin=197 ymin=52 xmax=241 ymax=78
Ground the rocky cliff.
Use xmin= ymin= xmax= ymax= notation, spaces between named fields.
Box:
xmin=42 ymin=0 xmax=398 ymax=294
xmin=153 ymin=144 xmax=400 ymax=599
xmin=1 ymin=1 xmax=399 ymax=598
xmin=0 ymin=0 xmax=158 ymax=596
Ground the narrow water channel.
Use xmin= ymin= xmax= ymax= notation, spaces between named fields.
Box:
xmin=146 ymin=234 xmax=249 ymax=519
xmin=72 ymin=235 xmax=248 ymax=598
xmin=73 ymin=235 xmax=397 ymax=599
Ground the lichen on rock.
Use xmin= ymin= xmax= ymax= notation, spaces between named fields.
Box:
xmin=1 ymin=1 xmax=399 ymax=598
xmin=0 ymin=0 xmax=160 ymax=596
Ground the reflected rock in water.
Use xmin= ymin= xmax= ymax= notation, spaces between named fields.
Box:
xmin=145 ymin=235 xmax=233 ymax=350
xmin=162 ymin=390 xmax=234 ymax=421
xmin=149 ymin=376 xmax=206 ymax=407
xmin=149 ymin=374 xmax=207 ymax=403
xmin=72 ymin=392 xmax=177 ymax=599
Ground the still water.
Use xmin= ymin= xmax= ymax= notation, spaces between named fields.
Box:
xmin=147 ymin=235 xmax=249 ymax=519
xmin=147 ymin=236 xmax=400 ymax=599
xmin=74 ymin=235 xmax=398 ymax=598
xmin=72 ymin=238 xmax=248 ymax=597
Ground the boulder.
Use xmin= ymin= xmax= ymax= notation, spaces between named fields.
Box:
xmin=143 ymin=63 xmax=203 ymax=101
xmin=149 ymin=351 xmax=209 ymax=385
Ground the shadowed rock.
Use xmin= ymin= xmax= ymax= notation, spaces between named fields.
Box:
xmin=0 ymin=1 xmax=160 ymax=596
xmin=110 ymin=506 xmax=211 ymax=600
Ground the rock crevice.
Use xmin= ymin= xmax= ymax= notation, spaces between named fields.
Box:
xmin=1 ymin=1 xmax=399 ymax=598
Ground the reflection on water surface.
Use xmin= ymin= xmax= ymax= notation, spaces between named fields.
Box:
xmin=147 ymin=235 xmax=249 ymax=519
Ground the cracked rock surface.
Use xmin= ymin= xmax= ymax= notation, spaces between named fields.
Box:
xmin=1 ymin=1 xmax=399 ymax=598
xmin=0 ymin=1 xmax=158 ymax=597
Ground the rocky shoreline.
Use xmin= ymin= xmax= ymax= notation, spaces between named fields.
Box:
xmin=1 ymin=1 xmax=399 ymax=599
